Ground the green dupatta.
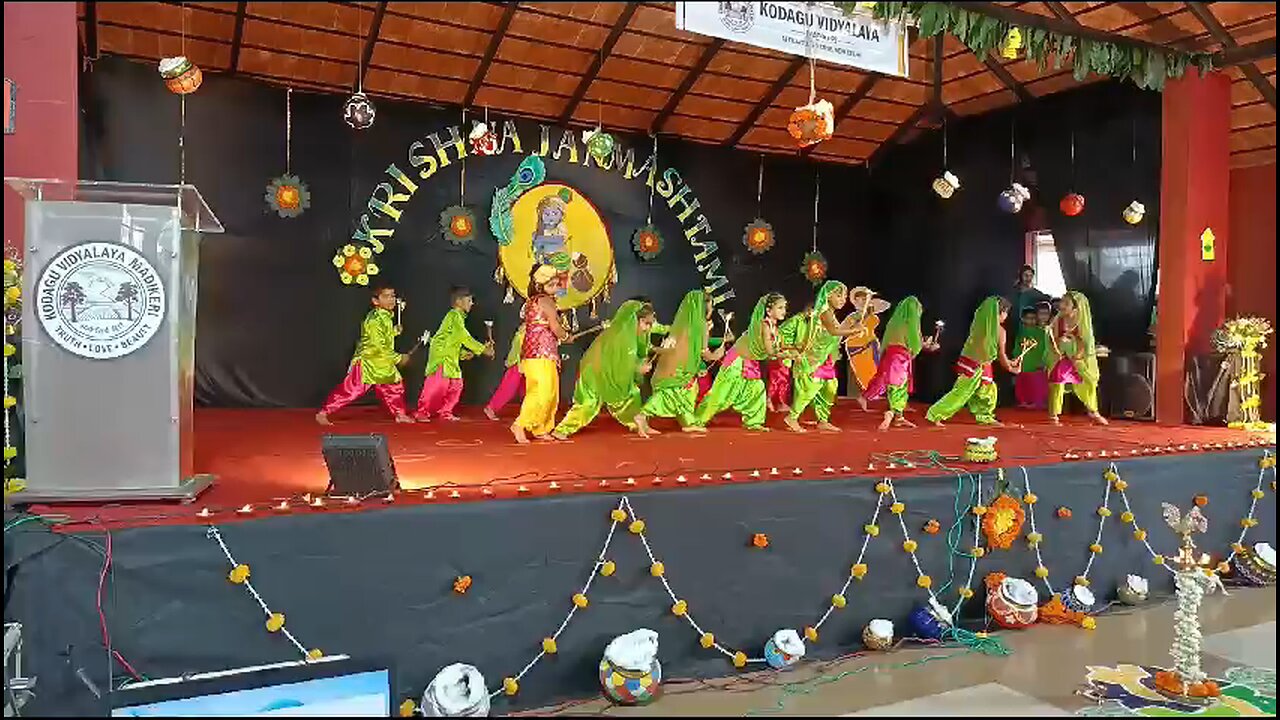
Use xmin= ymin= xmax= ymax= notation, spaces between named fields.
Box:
xmin=883 ymin=296 xmax=924 ymax=357
xmin=652 ymin=290 xmax=708 ymax=391
xmin=733 ymin=294 xmax=779 ymax=361
xmin=1048 ymin=290 xmax=1099 ymax=384
xmin=961 ymin=296 xmax=1002 ymax=365
xmin=578 ymin=300 xmax=648 ymax=403
xmin=801 ymin=280 xmax=847 ymax=368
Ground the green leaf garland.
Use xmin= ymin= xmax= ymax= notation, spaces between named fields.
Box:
xmin=846 ymin=2 xmax=1214 ymax=92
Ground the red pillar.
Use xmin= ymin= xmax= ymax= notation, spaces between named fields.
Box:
xmin=1155 ymin=71 xmax=1231 ymax=424
xmin=3 ymin=1 xmax=80 ymax=256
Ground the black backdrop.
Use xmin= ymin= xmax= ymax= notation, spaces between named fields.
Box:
xmin=80 ymin=57 xmax=1160 ymax=408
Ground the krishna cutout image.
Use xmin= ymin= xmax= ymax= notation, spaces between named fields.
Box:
xmin=501 ymin=184 xmax=615 ymax=312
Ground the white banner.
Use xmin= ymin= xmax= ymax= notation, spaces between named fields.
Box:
xmin=675 ymin=2 xmax=909 ymax=78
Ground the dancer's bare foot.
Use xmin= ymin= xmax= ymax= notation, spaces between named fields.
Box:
xmin=511 ymin=424 xmax=529 ymax=445
xmin=894 ymin=415 xmax=917 ymax=429
xmin=980 ymin=419 xmax=1005 ymax=428
xmin=1088 ymin=412 xmax=1109 ymax=426
xmin=855 ymin=395 xmax=869 ymax=412
xmin=746 ymin=426 xmax=771 ymax=432
xmin=783 ymin=415 xmax=807 ymax=433
xmin=634 ymin=414 xmax=655 ymax=438
xmin=776 ymin=403 xmax=790 ymax=414
xmin=395 ymin=414 xmax=416 ymax=424
xmin=767 ymin=401 xmax=776 ymax=413
xmin=484 ymin=407 xmax=499 ymax=421
xmin=1049 ymin=416 xmax=1062 ymax=426
xmin=930 ymin=419 xmax=945 ymax=428
xmin=414 ymin=415 xmax=431 ymax=423
xmin=315 ymin=412 xmax=333 ymax=426
xmin=551 ymin=432 xmax=570 ymax=442
xmin=817 ymin=422 xmax=842 ymax=432
xmin=682 ymin=425 xmax=707 ymax=434
xmin=878 ymin=411 xmax=894 ymax=431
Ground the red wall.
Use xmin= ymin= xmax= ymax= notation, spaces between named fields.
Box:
xmin=3 ymin=1 xmax=80 ymax=256
xmin=1227 ymin=163 xmax=1277 ymax=422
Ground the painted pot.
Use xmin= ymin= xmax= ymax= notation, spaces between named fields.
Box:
xmin=1060 ymin=584 xmax=1096 ymax=613
xmin=1232 ymin=542 xmax=1277 ymax=586
xmin=908 ymin=598 xmax=953 ymax=640
xmin=862 ymin=619 xmax=894 ymax=651
xmin=763 ymin=629 xmax=805 ymax=669
xmin=987 ymin=577 xmax=1039 ymax=629
xmin=599 ymin=658 xmax=662 ymax=706
xmin=421 ymin=663 xmax=490 ymax=717
xmin=1117 ymin=575 xmax=1149 ymax=606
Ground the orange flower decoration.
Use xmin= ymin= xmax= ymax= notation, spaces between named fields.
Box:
xmin=1193 ymin=494 xmax=1209 ymax=507
xmin=452 ymin=575 xmax=473 ymax=594
xmin=923 ymin=519 xmax=941 ymax=535
xmin=1056 ymin=506 xmax=1073 ymax=519
xmin=982 ymin=494 xmax=1026 ymax=550
xmin=751 ymin=533 xmax=770 ymax=548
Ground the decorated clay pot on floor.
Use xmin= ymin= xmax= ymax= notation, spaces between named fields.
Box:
xmin=1231 ymin=542 xmax=1277 ymax=586
xmin=1117 ymin=575 xmax=1149 ymax=605
xmin=907 ymin=597 xmax=953 ymax=640
xmin=986 ymin=574 xmax=1038 ymax=629
xmin=1060 ymin=583 xmax=1096 ymax=613
xmin=421 ymin=663 xmax=490 ymax=717
xmin=862 ymin=619 xmax=894 ymax=651
xmin=763 ymin=629 xmax=806 ymax=669
xmin=599 ymin=629 xmax=662 ymax=706
xmin=964 ymin=436 xmax=998 ymax=463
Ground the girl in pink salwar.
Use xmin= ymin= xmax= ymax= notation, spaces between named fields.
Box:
xmin=484 ymin=324 xmax=526 ymax=420
xmin=1047 ymin=291 xmax=1108 ymax=426
xmin=862 ymin=296 xmax=940 ymax=430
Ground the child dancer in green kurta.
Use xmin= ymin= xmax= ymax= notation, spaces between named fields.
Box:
xmin=862 ymin=296 xmax=940 ymax=430
xmin=692 ymin=293 xmax=787 ymax=431
xmin=1047 ymin=290 xmax=1108 ymax=426
xmin=317 ymin=285 xmax=413 ymax=425
xmin=786 ymin=281 xmax=866 ymax=433
xmin=416 ymin=287 xmax=494 ymax=421
xmin=925 ymin=296 xmax=1022 ymax=427
xmin=637 ymin=290 xmax=728 ymax=433
xmin=552 ymin=300 xmax=658 ymax=439
xmin=767 ymin=303 xmax=813 ymax=413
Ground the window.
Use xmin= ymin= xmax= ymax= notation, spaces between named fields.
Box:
xmin=1029 ymin=231 xmax=1067 ymax=298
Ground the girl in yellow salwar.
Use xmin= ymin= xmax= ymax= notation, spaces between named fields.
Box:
xmin=552 ymin=300 xmax=659 ymax=439
xmin=785 ymin=281 xmax=867 ymax=433
xmin=1046 ymin=290 xmax=1108 ymax=426
xmin=510 ymin=265 xmax=569 ymax=445
xmin=636 ymin=290 xmax=729 ymax=434
xmin=692 ymin=293 xmax=788 ymax=431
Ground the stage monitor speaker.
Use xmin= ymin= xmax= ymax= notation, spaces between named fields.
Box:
xmin=321 ymin=434 xmax=398 ymax=495
xmin=1108 ymin=353 xmax=1155 ymax=421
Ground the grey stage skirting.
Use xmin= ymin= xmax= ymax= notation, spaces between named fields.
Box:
xmin=4 ymin=449 xmax=1275 ymax=715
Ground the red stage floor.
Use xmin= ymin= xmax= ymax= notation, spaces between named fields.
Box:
xmin=25 ymin=404 xmax=1275 ymax=529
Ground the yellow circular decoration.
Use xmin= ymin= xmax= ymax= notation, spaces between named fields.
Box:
xmin=1090 ymin=543 xmax=1103 ymax=554
xmin=542 ymin=637 xmax=558 ymax=654
xmin=917 ymin=575 xmax=932 ymax=589
xmin=1098 ymin=507 xmax=1112 ymax=517
xmin=503 ymin=677 xmax=519 ymax=696
xmin=610 ymin=508 xmax=628 ymax=522
xmin=732 ymin=652 xmax=747 ymax=668
xmin=804 ymin=626 xmax=818 ymax=642
xmin=1026 ymin=532 xmax=1043 ymax=545
xmin=1152 ymin=554 xmax=1165 ymax=565
xmin=1113 ymin=479 xmax=1128 ymax=491
xmin=307 ymin=648 xmax=324 ymax=660
xmin=864 ymin=524 xmax=880 ymax=536
xmin=672 ymin=600 xmax=688 ymax=616
xmin=850 ymin=563 xmax=868 ymax=579
xmin=572 ymin=593 xmax=589 ymax=608
xmin=1231 ymin=542 xmax=1246 ymax=553
xmin=902 ymin=540 xmax=918 ymax=553
xmin=700 ymin=632 xmax=716 ymax=648
xmin=399 ymin=699 xmax=417 ymax=717
xmin=1034 ymin=565 xmax=1049 ymax=578
xmin=890 ymin=502 xmax=905 ymax=514
xmin=600 ymin=560 xmax=616 ymax=577
xmin=650 ymin=561 xmax=665 ymax=577
xmin=1081 ymin=616 xmax=1097 ymax=630
xmin=265 ymin=612 xmax=285 ymax=633
xmin=499 ymin=184 xmax=615 ymax=311
xmin=1134 ymin=529 xmax=1148 ymax=541
xmin=1022 ymin=493 xmax=1038 ymax=505
xmin=971 ymin=546 xmax=985 ymax=558
xmin=228 ymin=564 xmax=251 ymax=584
xmin=1252 ymin=489 xmax=1265 ymax=499
xmin=831 ymin=593 xmax=847 ymax=608
xmin=629 ymin=519 xmax=646 ymax=534
xmin=958 ymin=586 xmax=974 ymax=599
xmin=1074 ymin=576 xmax=1090 ymax=587
xmin=875 ymin=482 xmax=891 ymax=494
xmin=1120 ymin=511 xmax=1135 ymax=524
xmin=1103 ymin=470 xmax=1118 ymax=483
xmin=972 ymin=505 xmax=988 ymax=516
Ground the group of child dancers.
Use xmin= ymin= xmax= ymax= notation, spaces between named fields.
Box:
xmin=315 ymin=263 xmax=1108 ymax=440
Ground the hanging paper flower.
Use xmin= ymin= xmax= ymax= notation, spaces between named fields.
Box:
xmin=333 ymin=244 xmax=379 ymax=285
xmin=787 ymin=99 xmax=835 ymax=148
xmin=743 ymin=218 xmax=775 ymax=255
xmin=344 ymin=92 xmax=376 ymax=130
xmin=632 ymin=224 xmax=663 ymax=260
xmin=158 ymin=56 xmax=202 ymax=94
xmin=469 ymin=123 xmax=499 ymax=156
xmin=1059 ymin=192 xmax=1085 ymax=217
xmin=582 ymin=129 xmax=616 ymax=165
xmin=801 ymin=251 xmax=828 ymax=285
xmin=265 ymin=174 xmax=311 ymax=218
xmin=932 ymin=171 xmax=960 ymax=199
xmin=440 ymin=205 xmax=478 ymax=246
xmin=1123 ymin=200 xmax=1146 ymax=225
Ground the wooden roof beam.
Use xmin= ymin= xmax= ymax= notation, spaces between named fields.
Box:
xmin=651 ymin=38 xmax=724 ymax=135
xmin=977 ymin=51 xmax=1033 ymax=102
xmin=1185 ymin=2 xmax=1276 ymax=108
xmin=464 ymin=1 xmax=518 ymax=108
xmin=726 ymin=56 xmax=808 ymax=147
xmin=357 ymin=1 xmax=388 ymax=91
xmin=1217 ymin=38 xmax=1277 ymax=67
xmin=1042 ymin=1 xmax=1078 ymax=25
xmin=800 ymin=72 xmax=879 ymax=158
xmin=558 ymin=2 xmax=639 ymax=126
xmin=868 ymin=35 xmax=944 ymax=167
xmin=229 ymin=0 xmax=247 ymax=73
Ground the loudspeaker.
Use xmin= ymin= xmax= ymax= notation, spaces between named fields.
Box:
xmin=320 ymin=434 xmax=398 ymax=495
xmin=1108 ymin=353 xmax=1155 ymax=421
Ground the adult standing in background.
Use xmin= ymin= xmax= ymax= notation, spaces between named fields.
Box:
xmin=1011 ymin=265 xmax=1050 ymax=319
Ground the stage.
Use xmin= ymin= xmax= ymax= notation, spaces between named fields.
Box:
xmin=16 ymin=404 xmax=1277 ymax=529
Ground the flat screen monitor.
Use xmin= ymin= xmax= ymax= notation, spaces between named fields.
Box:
xmin=109 ymin=656 xmax=391 ymax=717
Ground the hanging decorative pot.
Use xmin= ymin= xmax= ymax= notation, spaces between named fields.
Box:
xmin=159 ymin=56 xmax=202 ymax=95
xmin=743 ymin=218 xmax=775 ymax=255
xmin=998 ymin=183 xmax=1031 ymax=214
xmin=469 ymin=122 xmax=499 ymax=156
xmin=1060 ymin=192 xmax=1085 ymax=217
xmin=599 ymin=629 xmax=662 ymax=706
xmin=787 ymin=99 xmax=834 ymax=148
xmin=344 ymin=92 xmax=376 ymax=130
xmin=1122 ymin=200 xmax=1146 ymax=225
xmin=583 ymin=129 xmax=617 ymax=166
xmin=763 ymin=629 xmax=805 ymax=669
xmin=932 ymin=171 xmax=961 ymax=199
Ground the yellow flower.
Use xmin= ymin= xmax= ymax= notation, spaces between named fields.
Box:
xmin=1231 ymin=542 xmax=1246 ymax=553
xmin=902 ymin=540 xmax=918 ymax=553
xmin=629 ymin=519 xmax=646 ymax=534
xmin=399 ymin=700 xmax=417 ymax=717
xmin=572 ymin=593 xmax=589 ymax=608
xmin=864 ymin=524 xmax=880 ymax=537
xmin=503 ymin=677 xmax=519 ymax=696
xmin=1152 ymin=555 xmax=1165 ymax=565
xmin=650 ymin=561 xmax=665 ymax=577
xmin=700 ymin=632 xmax=715 ymax=648
xmin=1035 ymin=565 xmax=1049 ymax=579
xmin=1103 ymin=469 xmax=1119 ymax=483
xmin=831 ymin=593 xmax=847 ymax=608
xmin=228 ymin=564 xmax=251 ymax=584
xmin=1134 ymin=529 xmax=1148 ymax=541
xmin=610 ymin=508 xmax=628 ymax=522
xmin=890 ymin=502 xmax=905 ymax=514
xmin=1120 ymin=511 xmax=1134 ymax=524
xmin=733 ymin=651 xmax=747 ymax=668
xmin=972 ymin=505 xmax=988 ymax=516
xmin=1023 ymin=493 xmax=1038 ymax=505
xmin=1089 ymin=543 xmax=1103 ymax=554
xmin=1081 ymin=616 xmax=1097 ymax=630
xmin=850 ymin=563 xmax=868 ymax=579
xmin=1074 ymin=576 xmax=1090 ymax=587
xmin=600 ymin=560 xmax=616 ymax=577
xmin=1252 ymin=489 xmax=1265 ymax=499
xmin=1113 ymin=479 xmax=1128 ymax=491
xmin=1098 ymin=507 xmax=1112 ymax=518
xmin=958 ymin=586 xmax=974 ymax=599
xmin=1026 ymin=532 xmax=1043 ymax=546
xmin=2 ymin=446 xmax=15 ymax=460
xmin=542 ymin=637 xmax=558 ymax=654
xmin=3 ymin=344 xmax=13 ymax=357
xmin=3 ymin=396 xmax=14 ymax=409
xmin=265 ymin=612 xmax=285 ymax=633
xmin=804 ymin=626 xmax=818 ymax=642
xmin=671 ymin=600 xmax=688 ymax=616
xmin=875 ymin=482 xmax=891 ymax=494
xmin=971 ymin=547 xmax=985 ymax=558
xmin=1241 ymin=518 xmax=1258 ymax=528
xmin=307 ymin=648 xmax=324 ymax=660
xmin=3 ymin=286 xmax=18 ymax=304
xmin=917 ymin=575 xmax=933 ymax=589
